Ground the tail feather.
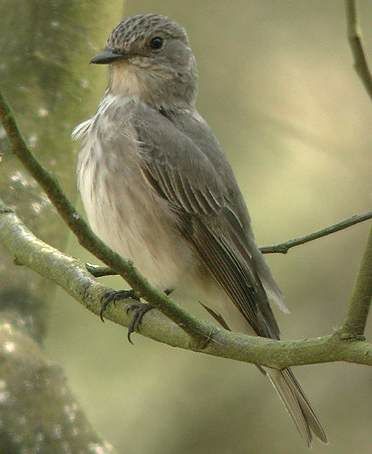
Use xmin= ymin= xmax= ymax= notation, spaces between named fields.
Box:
xmin=266 ymin=368 xmax=327 ymax=447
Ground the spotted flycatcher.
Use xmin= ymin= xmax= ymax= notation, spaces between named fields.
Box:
xmin=73 ymin=13 xmax=327 ymax=446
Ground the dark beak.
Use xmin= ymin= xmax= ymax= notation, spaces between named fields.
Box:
xmin=90 ymin=48 xmax=128 ymax=65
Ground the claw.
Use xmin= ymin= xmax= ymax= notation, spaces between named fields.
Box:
xmin=126 ymin=302 xmax=154 ymax=344
xmin=100 ymin=289 xmax=139 ymax=322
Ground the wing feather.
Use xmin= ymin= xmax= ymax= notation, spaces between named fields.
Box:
xmin=133 ymin=104 xmax=281 ymax=339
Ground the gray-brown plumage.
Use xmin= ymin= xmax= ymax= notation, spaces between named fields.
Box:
xmin=73 ymin=13 xmax=327 ymax=446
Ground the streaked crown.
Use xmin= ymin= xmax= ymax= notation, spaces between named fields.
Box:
xmin=107 ymin=14 xmax=188 ymax=52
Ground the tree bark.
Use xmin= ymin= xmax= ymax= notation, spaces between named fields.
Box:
xmin=0 ymin=1 xmax=122 ymax=452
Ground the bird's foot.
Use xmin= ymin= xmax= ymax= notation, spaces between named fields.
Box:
xmin=100 ymin=289 xmax=139 ymax=322
xmin=126 ymin=301 xmax=154 ymax=344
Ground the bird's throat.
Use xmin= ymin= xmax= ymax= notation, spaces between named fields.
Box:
xmin=108 ymin=62 xmax=196 ymax=111
xmin=108 ymin=63 xmax=145 ymax=98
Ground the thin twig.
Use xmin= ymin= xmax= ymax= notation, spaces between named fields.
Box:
xmin=260 ymin=212 xmax=372 ymax=254
xmin=345 ymin=0 xmax=372 ymax=101
xmin=88 ymin=211 xmax=372 ymax=277
xmin=86 ymin=263 xmax=117 ymax=277
xmin=340 ymin=0 xmax=372 ymax=338
xmin=1 ymin=197 xmax=371 ymax=369
xmin=341 ymin=227 xmax=372 ymax=338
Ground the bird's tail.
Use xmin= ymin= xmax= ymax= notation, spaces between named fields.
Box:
xmin=266 ymin=367 xmax=327 ymax=447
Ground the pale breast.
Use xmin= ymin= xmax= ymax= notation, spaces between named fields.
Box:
xmin=75 ymin=97 xmax=195 ymax=291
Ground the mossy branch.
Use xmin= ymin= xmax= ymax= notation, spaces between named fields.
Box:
xmin=1 ymin=198 xmax=372 ymax=369
xmin=0 ymin=88 xmax=209 ymax=345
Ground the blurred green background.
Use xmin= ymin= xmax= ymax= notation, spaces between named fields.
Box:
xmin=1 ymin=0 xmax=372 ymax=453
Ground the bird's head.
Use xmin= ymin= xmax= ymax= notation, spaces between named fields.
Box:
xmin=91 ymin=14 xmax=198 ymax=109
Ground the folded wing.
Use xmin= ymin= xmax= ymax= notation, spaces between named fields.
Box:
xmin=132 ymin=103 xmax=280 ymax=339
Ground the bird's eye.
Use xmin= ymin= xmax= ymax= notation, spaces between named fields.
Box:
xmin=149 ymin=36 xmax=164 ymax=50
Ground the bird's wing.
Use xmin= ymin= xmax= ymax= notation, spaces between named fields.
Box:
xmin=132 ymin=104 xmax=280 ymax=339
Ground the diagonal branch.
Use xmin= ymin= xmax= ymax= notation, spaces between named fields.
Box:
xmin=87 ymin=209 xmax=372 ymax=278
xmin=0 ymin=89 xmax=209 ymax=345
xmin=88 ymin=211 xmax=372 ymax=277
xmin=345 ymin=0 xmax=372 ymax=101
xmin=86 ymin=209 xmax=372 ymax=277
xmin=341 ymin=226 xmax=372 ymax=338
xmin=1 ymin=196 xmax=372 ymax=369
xmin=339 ymin=0 xmax=372 ymax=338
xmin=260 ymin=212 xmax=372 ymax=254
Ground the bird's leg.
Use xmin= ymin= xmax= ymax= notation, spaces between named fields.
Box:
xmin=126 ymin=288 xmax=174 ymax=343
xmin=100 ymin=289 xmax=139 ymax=322
xmin=100 ymin=288 xmax=174 ymax=343
xmin=126 ymin=301 xmax=154 ymax=344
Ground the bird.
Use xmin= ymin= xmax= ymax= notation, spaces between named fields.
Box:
xmin=73 ymin=13 xmax=327 ymax=447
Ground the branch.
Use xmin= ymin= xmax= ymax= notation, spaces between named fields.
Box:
xmin=260 ymin=212 xmax=372 ymax=254
xmin=341 ymin=226 xmax=372 ymax=338
xmin=1 ymin=197 xmax=372 ymax=369
xmin=87 ymin=211 xmax=372 ymax=278
xmin=337 ymin=1 xmax=372 ymax=338
xmin=86 ymin=263 xmax=117 ymax=277
xmin=0 ymin=89 xmax=208 ymax=345
xmin=345 ymin=0 xmax=372 ymax=101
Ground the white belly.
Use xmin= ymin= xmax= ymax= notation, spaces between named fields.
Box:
xmin=77 ymin=140 xmax=196 ymax=292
